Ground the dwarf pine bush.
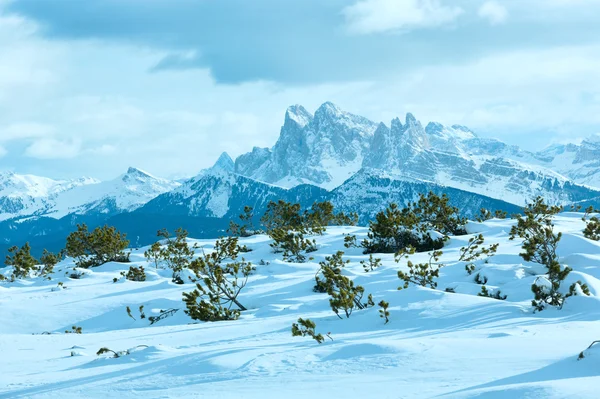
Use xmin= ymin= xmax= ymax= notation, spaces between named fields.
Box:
xmin=378 ymin=300 xmax=390 ymax=324
xmin=291 ymin=318 xmax=327 ymax=344
xmin=478 ymin=285 xmax=507 ymax=300
xmin=228 ymin=206 xmax=258 ymax=237
xmin=269 ymin=229 xmax=317 ymax=263
xmin=510 ymin=197 xmax=588 ymax=311
xmin=183 ymin=237 xmax=254 ymax=322
xmin=362 ymin=193 xmax=465 ymax=254
xmin=5 ymin=243 xmax=37 ymax=280
xmin=123 ymin=265 xmax=146 ymax=282
xmin=476 ymin=208 xmax=508 ymax=222
xmin=583 ymin=207 xmax=600 ymax=241
xmin=66 ymin=224 xmax=130 ymax=268
xmin=361 ymin=254 xmax=382 ymax=272
xmin=398 ymin=250 xmax=443 ymax=289
xmin=459 ymin=234 xmax=499 ymax=262
xmin=145 ymin=228 xmax=197 ymax=283
xmin=315 ymin=251 xmax=373 ymax=318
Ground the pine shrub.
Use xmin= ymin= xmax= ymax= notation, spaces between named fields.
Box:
xmin=291 ymin=318 xmax=326 ymax=344
xmin=478 ymin=285 xmax=507 ymax=300
xmin=65 ymin=224 xmax=130 ymax=268
xmin=398 ymin=250 xmax=443 ymax=289
xmin=183 ymin=237 xmax=254 ymax=322
xmin=5 ymin=243 xmax=37 ymax=280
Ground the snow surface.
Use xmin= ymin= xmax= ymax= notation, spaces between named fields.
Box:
xmin=2 ymin=214 xmax=600 ymax=398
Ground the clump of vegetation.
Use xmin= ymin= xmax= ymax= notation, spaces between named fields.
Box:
xmin=510 ymin=197 xmax=589 ymax=311
xmin=459 ymin=234 xmax=499 ymax=262
xmin=362 ymin=192 xmax=466 ymax=254
xmin=291 ymin=318 xmax=331 ymax=344
xmin=314 ymin=251 xmax=348 ymax=293
xmin=122 ymin=265 xmax=146 ymax=282
xmin=97 ymin=345 xmax=149 ymax=358
xmin=398 ymin=250 xmax=443 ymax=290
xmin=476 ymin=208 xmax=508 ymax=222
xmin=65 ymin=326 xmax=82 ymax=334
xmin=5 ymin=243 xmax=37 ymax=280
xmin=270 ymin=229 xmax=317 ymax=263
xmin=582 ymin=206 xmax=600 ymax=241
xmin=144 ymin=228 xmax=198 ymax=283
xmin=66 ymin=224 xmax=130 ymax=268
xmin=149 ymin=308 xmax=179 ymax=325
xmin=39 ymin=249 xmax=65 ymax=278
xmin=315 ymin=251 xmax=373 ymax=318
xmin=478 ymin=285 xmax=507 ymax=300
xmin=228 ymin=206 xmax=258 ymax=237
xmin=474 ymin=273 xmax=488 ymax=285
xmin=361 ymin=254 xmax=382 ymax=272
xmin=183 ymin=237 xmax=254 ymax=322
xmin=378 ymin=300 xmax=390 ymax=324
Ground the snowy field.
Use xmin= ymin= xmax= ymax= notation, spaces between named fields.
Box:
xmin=2 ymin=213 xmax=600 ymax=398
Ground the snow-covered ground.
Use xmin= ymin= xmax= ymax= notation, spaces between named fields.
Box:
xmin=2 ymin=214 xmax=600 ymax=398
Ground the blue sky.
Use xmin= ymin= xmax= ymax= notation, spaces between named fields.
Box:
xmin=1 ymin=0 xmax=600 ymax=180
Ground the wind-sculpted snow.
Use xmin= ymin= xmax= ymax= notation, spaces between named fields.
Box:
xmin=2 ymin=214 xmax=600 ymax=398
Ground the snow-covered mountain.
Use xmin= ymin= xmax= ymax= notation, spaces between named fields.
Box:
xmin=0 ymin=167 xmax=179 ymax=221
xmin=235 ymin=102 xmax=378 ymax=189
xmin=234 ymin=102 xmax=600 ymax=206
xmin=533 ymin=134 xmax=600 ymax=187
xmin=0 ymin=172 xmax=98 ymax=221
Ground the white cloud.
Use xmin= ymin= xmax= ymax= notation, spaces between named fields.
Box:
xmin=25 ymin=139 xmax=81 ymax=159
xmin=0 ymin=145 xmax=6 ymax=158
xmin=1 ymin=122 xmax=55 ymax=142
xmin=478 ymin=1 xmax=508 ymax=25
xmin=343 ymin=0 xmax=463 ymax=34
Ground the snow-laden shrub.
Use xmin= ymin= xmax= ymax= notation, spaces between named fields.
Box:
xmin=123 ymin=265 xmax=146 ymax=282
xmin=270 ymin=230 xmax=317 ymax=263
xmin=65 ymin=224 xmax=130 ymax=268
xmin=510 ymin=196 xmax=589 ymax=311
xmin=476 ymin=208 xmax=507 ymax=222
xmin=314 ymin=251 xmax=373 ymax=318
xmin=362 ymin=192 xmax=464 ymax=254
xmin=4 ymin=243 xmax=37 ymax=280
xmin=183 ymin=237 xmax=254 ymax=322
xmin=291 ymin=318 xmax=330 ymax=344
xmin=144 ymin=228 xmax=198 ymax=283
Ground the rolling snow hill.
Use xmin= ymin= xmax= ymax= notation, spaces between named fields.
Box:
xmin=2 ymin=213 xmax=600 ymax=398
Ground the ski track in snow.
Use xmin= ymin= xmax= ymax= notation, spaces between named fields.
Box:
xmin=2 ymin=215 xmax=600 ymax=398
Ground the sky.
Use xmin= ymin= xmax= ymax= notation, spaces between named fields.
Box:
xmin=1 ymin=0 xmax=600 ymax=180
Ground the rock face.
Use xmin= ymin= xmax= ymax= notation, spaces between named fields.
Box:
xmin=234 ymin=102 xmax=378 ymax=189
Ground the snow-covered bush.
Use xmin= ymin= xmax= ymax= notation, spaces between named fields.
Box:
xmin=314 ymin=251 xmax=373 ymax=318
xmin=510 ymin=197 xmax=588 ymax=311
xmin=144 ymin=228 xmax=197 ymax=283
xmin=363 ymin=192 xmax=464 ymax=254
xmin=583 ymin=208 xmax=600 ymax=241
xmin=270 ymin=230 xmax=317 ymax=263
xmin=65 ymin=224 xmax=130 ymax=268
xmin=183 ymin=237 xmax=254 ymax=322
xmin=476 ymin=208 xmax=507 ymax=222
xmin=123 ymin=265 xmax=146 ymax=282
xmin=4 ymin=243 xmax=37 ymax=280
xmin=39 ymin=249 xmax=64 ymax=278
xmin=478 ymin=285 xmax=507 ymax=300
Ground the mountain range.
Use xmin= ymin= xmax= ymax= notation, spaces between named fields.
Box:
xmin=2 ymin=101 xmax=600 ymax=256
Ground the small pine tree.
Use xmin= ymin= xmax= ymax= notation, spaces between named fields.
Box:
xmin=291 ymin=318 xmax=326 ymax=344
xmin=458 ymin=234 xmax=499 ymax=262
xmin=39 ymin=249 xmax=64 ymax=278
xmin=183 ymin=237 xmax=254 ymax=322
xmin=5 ymin=243 xmax=37 ymax=280
xmin=65 ymin=224 xmax=130 ymax=268
xmin=228 ymin=206 xmax=257 ymax=237
xmin=378 ymin=300 xmax=390 ymax=324
xmin=478 ymin=285 xmax=507 ymax=300
xmin=145 ymin=228 xmax=198 ymax=283
xmin=360 ymin=254 xmax=382 ymax=272
xmin=270 ymin=229 xmax=316 ymax=263
xmin=123 ymin=265 xmax=146 ymax=282
xmin=398 ymin=250 xmax=443 ymax=289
